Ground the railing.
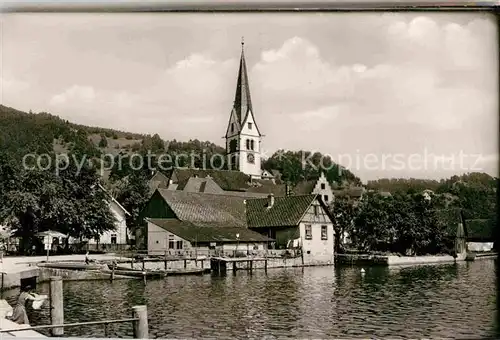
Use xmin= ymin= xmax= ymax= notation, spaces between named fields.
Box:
xmin=144 ymin=248 xmax=302 ymax=260
xmin=0 ymin=317 xmax=142 ymax=337
xmin=0 ymin=277 xmax=149 ymax=338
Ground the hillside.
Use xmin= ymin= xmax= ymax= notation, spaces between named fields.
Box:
xmin=0 ymin=104 xmax=226 ymax=168
xmin=0 ymin=105 xmax=362 ymax=186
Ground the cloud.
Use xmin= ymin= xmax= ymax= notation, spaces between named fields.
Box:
xmin=5 ymin=13 xmax=494 ymax=180
xmin=49 ymin=85 xmax=96 ymax=106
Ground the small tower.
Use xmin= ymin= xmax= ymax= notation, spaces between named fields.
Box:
xmin=225 ymin=38 xmax=262 ymax=179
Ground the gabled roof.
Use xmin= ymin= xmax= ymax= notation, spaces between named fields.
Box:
xmin=98 ymin=183 xmax=131 ymax=216
xmin=148 ymin=218 xmax=272 ymax=243
xmin=168 ymin=168 xmax=251 ymax=192
xmin=246 ymin=194 xmax=318 ymax=228
xmin=156 ymin=189 xmax=247 ymax=227
xmin=247 ymin=179 xmax=287 ymax=196
xmin=183 ymin=177 xmax=224 ymax=194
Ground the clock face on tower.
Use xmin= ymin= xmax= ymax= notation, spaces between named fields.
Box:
xmin=247 ymin=153 xmax=255 ymax=164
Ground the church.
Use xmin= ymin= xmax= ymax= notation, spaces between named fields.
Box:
xmin=224 ymin=39 xmax=263 ymax=179
xmin=148 ymin=40 xmax=363 ymax=203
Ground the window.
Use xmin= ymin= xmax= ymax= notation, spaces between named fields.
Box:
xmin=250 ymin=140 xmax=254 ymax=150
xmin=111 ymin=234 xmax=117 ymax=244
xmin=323 ymin=195 xmax=328 ymax=202
xmin=229 ymin=139 xmax=237 ymax=153
xmin=176 ymin=241 xmax=183 ymax=249
xmin=246 ymin=139 xmax=250 ymax=150
xmin=321 ymin=183 xmax=326 ymax=189
xmin=321 ymin=225 xmax=328 ymax=240
xmin=305 ymin=224 xmax=312 ymax=240
xmin=168 ymin=241 xmax=175 ymax=249
xmin=313 ymin=205 xmax=318 ymax=216
xmin=231 ymin=123 xmax=234 ymax=133
xmin=248 ymin=122 xmax=252 ymax=129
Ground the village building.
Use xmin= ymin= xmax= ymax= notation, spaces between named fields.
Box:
xmin=141 ymin=189 xmax=272 ymax=256
xmin=73 ymin=184 xmax=131 ymax=250
xmin=141 ymin=189 xmax=336 ymax=265
xmin=246 ymin=194 xmax=335 ymax=265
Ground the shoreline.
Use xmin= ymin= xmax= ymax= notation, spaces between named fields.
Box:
xmin=335 ymin=252 xmax=497 ymax=267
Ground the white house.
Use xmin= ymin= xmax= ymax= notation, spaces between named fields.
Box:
xmin=246 ymin=193 xmax=336 ymax=266
xmin=69 ymin=184 xmax=131 ymax=250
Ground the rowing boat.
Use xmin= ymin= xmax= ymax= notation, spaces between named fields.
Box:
xmin=38 ymin=262 xmax=106 ymax=271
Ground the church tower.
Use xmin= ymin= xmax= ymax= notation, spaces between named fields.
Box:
xmin=225 ymin=39 xmax=262 ymax=178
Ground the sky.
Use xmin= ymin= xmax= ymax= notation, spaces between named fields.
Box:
xmin=1 ymin=12 xmax=498 ymax=182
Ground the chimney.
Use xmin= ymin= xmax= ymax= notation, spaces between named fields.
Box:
xmin=268 ymin=194 xmax=275 ymax=208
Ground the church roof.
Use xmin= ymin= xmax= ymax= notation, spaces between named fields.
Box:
xmin=228 ymin=40 xmax=262 ymax=137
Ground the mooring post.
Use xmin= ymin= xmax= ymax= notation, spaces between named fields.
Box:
xmin=131 ymin=257 xmax=135 ymax=269
xmin=164 ymin=251 xmax=167 ymax=270
xmin=132 ymin=305 xmax=149 ymax=339
xmin=50 ymin=276 xmax=64 ymax=336
xmin=110 ymin=262 xmax=115 ymax=281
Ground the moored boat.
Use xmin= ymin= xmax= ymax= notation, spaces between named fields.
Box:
xmin=38 ymin=262 xmax=106 ymax=271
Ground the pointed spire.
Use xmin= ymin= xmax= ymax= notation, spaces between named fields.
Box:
xmin=233 ymin=37 xmax=253 ymax=124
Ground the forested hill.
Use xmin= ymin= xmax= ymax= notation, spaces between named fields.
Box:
xmin=0 ymin=105 xmax=362 ymax=186
xmin=366 ymin=173 xmax=498 ymax=195
xmin=0 ymin=104 xmax=226 ymax=163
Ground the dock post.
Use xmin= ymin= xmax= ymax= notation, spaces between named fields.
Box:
xmin=131 ymin=257 xmax=135 ymax=269
xmin=164 ymin=251 xmax=167 ymax=270
xmin=110 ymin=262 xmax=115 ymax=281
xmin=132 ymin=305 xmax=149 ymax=339
xmin=50 ymin=276 xmax=64 ymax=336
xmin=184 ymin=259 xmax=187 ymax=269
xmin=232 ymin=261 xmax=236 ymax=273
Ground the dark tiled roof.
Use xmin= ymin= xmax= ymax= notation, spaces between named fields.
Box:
xmin=246 ymin=194 xmax=317 ymax=228
xmin=183 ymin=177 xmax=224 ymax=194
xmin=247 ymin=179 xmax=287 ymax=196
xmin=465 ymin=219 xmax=496 ymax=241
xmin=156 ymin=189 xmax=247 ymax=227
xmin=169 ymin=168 xmax=251 ymax=192
xmin=219 ymin=191 xmax=270 ymax=198
xmin=148 ymin=171 xmax=170 ymax=194
xmin=292 ymin=180 xmax=316 ymax=196
xmin=148 ymin=218 xmax=272 ymax=243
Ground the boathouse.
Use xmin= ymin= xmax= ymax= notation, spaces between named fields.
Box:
xmin=246 ymin=194 xmax=335 ymax=266
xmin=141 ymin=189 xmax=272 ymax=256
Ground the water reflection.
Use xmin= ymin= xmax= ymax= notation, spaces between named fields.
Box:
xmin=21 ymin=259 xmax=496 ymax=338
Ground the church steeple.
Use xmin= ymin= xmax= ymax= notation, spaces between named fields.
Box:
xmin=233 ymin=37 xmax=253 ymax=125
xmin=225 ymin=38 xmax=262 ymax=179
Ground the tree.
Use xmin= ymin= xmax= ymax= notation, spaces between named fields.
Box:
xmin=330 ymin=196 xmax=360 ymax=252
xmin=114 ymin=171 xmax=150 ymax=239
xmin=0 ymin=155 xmax=116 ymax=253
xmin=98 ymin=135 xmax=108 ymax=148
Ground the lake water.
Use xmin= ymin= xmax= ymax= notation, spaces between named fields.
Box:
xmin=7 ymin=259 xmax=498 ymax=339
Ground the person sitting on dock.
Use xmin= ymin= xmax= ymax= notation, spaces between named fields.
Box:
xmin=85 ymin=251 xmax=91 ymax=264
xmin=7 ymin=285 xmax=44 ymax=325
